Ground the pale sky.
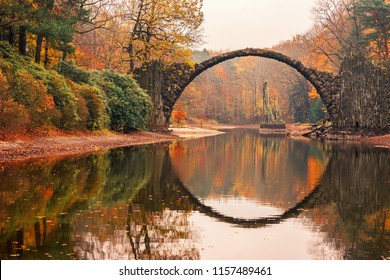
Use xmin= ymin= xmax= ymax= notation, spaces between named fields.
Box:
xmin=200 ymin=0 xmax=317 ymax=51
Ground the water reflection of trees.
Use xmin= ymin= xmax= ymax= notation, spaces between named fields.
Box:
xmin=0 ymin=146 xmax=200 ymax=260
xmin=0 ymin=135 xmax=389 ymax=260
xmin=0 ymin=154 xmax=109 ymax=259
xmin=72 ymin=166 xmax=201 ymax=260
xmin=305 ymin=145 xmax=390 ymax=260
xmin=169 ymin=129 xmax=329 ymax=210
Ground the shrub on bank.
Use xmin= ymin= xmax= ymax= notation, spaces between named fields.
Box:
xmin=73 ymin=84 xmax=108 ymax=130
xmin=0 ymin=70 xmax=30 ymax=137
xmin=57 ymin=60 xmax=91 ymax=84
xmin=0 ymin=42 xmax=80 ymax=131
xmin=92 ymin=70 xmax=152 ymax=132
xmin=44 ymin=73 xmax=80 ymax=130
xmin=0 ymin=42 xmax=152 ymax=135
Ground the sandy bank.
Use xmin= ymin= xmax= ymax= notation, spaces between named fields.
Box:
xmin=169 ymin=127 xmax=225 ymax=138
xmin=0 ymin=131 xmax=177 ymax=163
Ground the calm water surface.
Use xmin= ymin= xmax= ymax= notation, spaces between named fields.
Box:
xmin=0 ymin=129 xmax=389 ymax=260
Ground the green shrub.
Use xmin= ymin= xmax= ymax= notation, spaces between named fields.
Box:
xmin=0 ymin=42 xmax=151 ymax=133
xmin=74 ymin=84 xmax=108 ymax=130
xmin=56 ymin=60 xmax=91 ymax=84
xmin=0 ymin=70 xmax=30 ymax=137
xmin=45 ymin=73 xmax=80 ymax=130
xmin=76 ymin=94 xmax=89 ymax=129
xmin=92 ymin=70 xmax=152 ymax=132
xmin=0 ymin=42 xmax=81 ymax=131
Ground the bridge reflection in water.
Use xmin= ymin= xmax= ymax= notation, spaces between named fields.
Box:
xmin=0 ymin=130 xmax=389 ymax=260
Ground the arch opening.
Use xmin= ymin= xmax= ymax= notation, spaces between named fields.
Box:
xmin=163 ymin=48 xmax=336 ymax=126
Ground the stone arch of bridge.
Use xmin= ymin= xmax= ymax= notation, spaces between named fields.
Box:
xmin=163 ymin=48 xmax=337 ymax=125
xmin=170 ymin=176 xmax=323 ymax=228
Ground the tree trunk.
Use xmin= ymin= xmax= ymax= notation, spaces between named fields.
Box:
xmin=127 ymin=0 xmax=145 ymax=73
xmin=44 ymin=36 xmax=50 ymax=68
xmin=35 ymin=34 xmax=43 ymax=64
xmin=128 ymin=43 xmax=135 ymax=73
xmin=18 ymin=26 xmax=27 ymax=56
xmin=134 ymin=61 xmax=165 ymax=130
xmin=8 ymin=27 xmax=15 ymax=45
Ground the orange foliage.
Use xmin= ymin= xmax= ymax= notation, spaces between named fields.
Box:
xmin=13 ymin=70 xmax=54 ymax=114
xmin=214 ymin=65 xmax=228 ymax=80
xmin=172 ymin=102 xmax=187 ymax=126
xmin=170 ymin=141 xmax=187 ymax=157
xmin=269 ymin=86 xmax=280 ymax=105
xmin=307 ymin=157 xmax=324 ymax=188
xmin=308 ymin=85 xmax=320 ymax=99
xmin=0 ymin=70 xmax=9 ymax=93
xmin=169 ymin=141 xmax=188 ymax=177
xmin=213 ymin=177 xmax=223 ymax=188
xmin=302 ymin=32 xmax=339 ymax=73
xmin=0 ymin=70 xmax=30 ymax=137
xmin=173 ymin=110 xmax=187 ymax=124
xmin=75 ymin=46 xmax=106 ymax=70
xmin=37 ymin=94 xmax=55 ymax=113
xmin=43 ymin=187 xmax=54 ymax=201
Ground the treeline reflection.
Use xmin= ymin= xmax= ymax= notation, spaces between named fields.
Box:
xmin=0 ymin=132 xmax=388 ymax=260
xmin=169 ymin=130 xmax=330 ymax=211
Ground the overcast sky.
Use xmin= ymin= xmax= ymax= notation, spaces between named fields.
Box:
xmin=199 ymin=0 xmax=317 ymax=51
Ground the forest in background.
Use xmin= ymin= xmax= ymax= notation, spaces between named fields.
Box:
xmin=0 ymin=0 xmax=388 ymax=135
xmin=179 ymin=0 xmax=389 ymax=125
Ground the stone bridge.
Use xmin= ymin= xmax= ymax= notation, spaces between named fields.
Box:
xmin=168 ymin=176 xmax=324 ymax=228
xmin=135 ymin=48 xmax=388 ymax=131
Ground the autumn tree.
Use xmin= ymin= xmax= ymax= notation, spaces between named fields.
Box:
xmin=288 ymin=78 xmax=311 ymax=123
xmin=307 ymin=0 xmax=389 ymax=70
xmin=0 ymin=0 xmax=110 ymax=64
xmin=305 ymin=0 xmax=365 ymax=70
xmin=75 ymin=14 xmax=128 ymax=71
xmin=27 ymin=0 xmax=80 ymax=64
xmin=180 ymin=46 xmax=328 ymax=125
xmin=31 ymin=0 xmax=94 ymax=62
xmin=353 ymin=0 xmax=390 ymax=65
xmin=236 ymin=58 xmax=263 ymax=122
xmin=0 ymin=0 xmax=36 ymax=55
xmin=120 ymin=0 xmax=204 ymax=72
xmin=172 ymin=102 xmax=187 ymax=126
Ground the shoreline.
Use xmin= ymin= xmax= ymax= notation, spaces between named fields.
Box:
xmin=0 ymin=125 xmax=388 ymax=164
xmin=0 ymin=131 xmax=178 ymax=164
xmin=356 ymin=134 xmax=390 ymax=149
xmin=205 ymin=123 xmax=390 ymax=149
xmin=169 ymin=127 xmax=226 ymax=138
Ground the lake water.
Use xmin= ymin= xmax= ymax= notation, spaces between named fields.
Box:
xmin=0 ymin=129 xmax=389 ymax=260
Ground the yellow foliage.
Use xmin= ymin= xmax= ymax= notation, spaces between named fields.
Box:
xmin=214 ymin=65 xmax=228 ymax=80
xmin=0 ymin=70 xmax=9 ymax=93
xmin=114 ymin=0 xmax=204 ymax=71
xmin=308 ymin=85 xmax=320 ymax=99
